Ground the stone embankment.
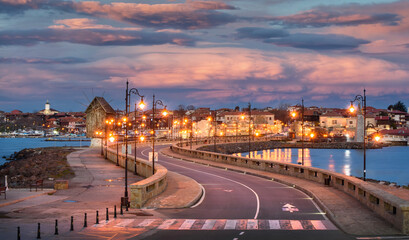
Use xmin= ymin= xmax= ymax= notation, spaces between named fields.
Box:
xmin=0 ymin=147 xmax=75 ymax=188
xmin=198 ymin=140 xmax=384 ymax=154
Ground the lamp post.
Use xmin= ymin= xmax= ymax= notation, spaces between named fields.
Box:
xmin=95 ymin=130 xmax=103 ymax=155
xmin=123 ymin=80 xmax=145 ymax=210
xmin=133 ymin=103 xmax=145 ymax=175
xmin=349 ymin=89 xmax=367 ymax=181
xmin=290 ymin=98 xmax=305 ymax=166
xmin=116 ymin=116 xmax=120 ymax=166
xmin=104 ymin=119 xmax=114 ymax=159
xmin=248 ymin=102 xmax=252 ymax=153
xmin=213 ymin=111 xmax=217 ymax=152
xmin=151 ymin=94 xmax=167 ymax=176
xmin=189 ymin=116 xmax=194 ymax=149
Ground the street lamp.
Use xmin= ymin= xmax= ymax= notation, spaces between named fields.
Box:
xmin=95 ymin=130 xmax=103 ymax=155
xmin=116 ymin=118 xmax=121 ymax=166
xmin=123 ymin=80 xmax=145 ymax=210
xmin=349 ymin=89 xmax=367 ymax=180
xmin=151 ymin=94 xmax=168 ymax=176
xmin=290 ymin=98 xmax=305 ymax=166
xmin=133 ymin=102 xmax=146 ymax=175
xmin=104 ymin=119 xmax=114 ymax=159
xmin=248 ymin=102 xmax=252 ymax=153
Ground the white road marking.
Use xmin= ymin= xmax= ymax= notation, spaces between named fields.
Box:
xmin=239 ymin=231 xmax=245 ymax=235
xmin=247 ymin=219 xmax=258 ymax=230
xmin=202 ymin=219 xmax=217 ymax=230
xmin=268 ymin=220 xmax=281 ymax=229
xmin=179 ymin=219 xmax=196 ymax=230
xmin=157 ymin=219 xmax=176 ymax=229
xmin=224 ymin=220 xmax=237 ymax=230
xmin=290 ymin=220 xmax=303 ymax=230
xmin=137 ymin=219 xmax=156 ymax=228
xmin=311 ymin=220 xmax=327 ymax=230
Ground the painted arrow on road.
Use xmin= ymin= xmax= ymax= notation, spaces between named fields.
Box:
xmin=282 ymin=204 xmax=299 ymax=213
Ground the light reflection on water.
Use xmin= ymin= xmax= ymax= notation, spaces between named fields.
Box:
xmin=238 ymin=146 xmax=409 ymax=186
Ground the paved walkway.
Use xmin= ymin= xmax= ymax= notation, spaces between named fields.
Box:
xmin=161 ymin=147 xmax=405 ymax=237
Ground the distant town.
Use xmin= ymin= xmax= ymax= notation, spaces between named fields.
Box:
xmin=1 ymin=98 xmax=408 ymax=145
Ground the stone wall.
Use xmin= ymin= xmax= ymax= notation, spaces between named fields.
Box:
xmin=198 ymin=141 xmax=384 ymax=154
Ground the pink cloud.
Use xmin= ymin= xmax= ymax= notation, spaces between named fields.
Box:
xmin=49 ymin=18 xmax=141 ymax=31
xmin=69 ymin=1 xmax=237 ymax=29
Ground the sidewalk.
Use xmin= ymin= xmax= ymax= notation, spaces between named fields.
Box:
xmin=161 ymin=147 xmax=404 ymax=237
xmin=0 ymin=188 xmax=56 ymax=208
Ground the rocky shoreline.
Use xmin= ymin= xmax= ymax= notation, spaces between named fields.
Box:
xmin=0 ymin=147 xmax=76 ymax=188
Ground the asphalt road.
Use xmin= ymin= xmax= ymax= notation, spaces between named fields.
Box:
xmin=130 ymin=144 xmax=355 ymax=240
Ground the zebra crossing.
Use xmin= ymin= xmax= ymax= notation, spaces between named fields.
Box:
xmin=93 ymin=218 xmax=337 ymax=231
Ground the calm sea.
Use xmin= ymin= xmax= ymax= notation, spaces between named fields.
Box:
xmin=0 ymin=137 xmax=90 ymax=166
xmin=241 ymin=146 xmax=409 ymax=186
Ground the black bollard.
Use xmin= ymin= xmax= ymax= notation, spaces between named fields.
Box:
xmin=106 ymin=208 xmax=109 ymax=221
xmin=84 ymin=213 xmax=87 ymax=228
xmin=96 ymin=210 xmax=99 ymax=224
xmin=17 ymin=226 xmax=20 ymax=240
xmin=37 ymin=223 xmax=41 ymax=239
xmin=70 ymin=216 xmax=74 ymax=231
xmin=120 ymin=205 xmax=123 ymax=215
xmin=114 ymin=205 xmax=117 ymax=219
xmin=126 ymin=201 xmax=129 ymax=212
xmin=55 ymin=219 xmax=59 ymax=235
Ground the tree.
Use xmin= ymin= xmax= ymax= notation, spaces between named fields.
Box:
xmin=186 ymin=105 xmax=195 ymax=111
xmin=387 ymin=101 xmax=407 ymax=112
xmin=174 ymin=105 xmax=186 ymax=117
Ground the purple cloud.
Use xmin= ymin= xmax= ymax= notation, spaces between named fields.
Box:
xmin=0 ymin=57 xmax=87 ymax=64
xmin=271 ymin=9 xmax=401 ymax=28
xmin=0 ymin=0 xmax=238 ymax=30
xmin=0 ymin=29 xmax=195 ymax=46
xmin=235 ymin=27 xmax=289 ymax=39
xmin=264 ymin=33 xmax=370 ymax=50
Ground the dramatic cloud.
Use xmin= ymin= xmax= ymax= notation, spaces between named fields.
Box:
xmin=235 ymin=27 xmax=289 ymax=39
xmin=1 ymin=0 xmax=409 ymax=111
xmin=0 ymin=57 xmax=87 ymax=64
xmin=0 ymin=29 xmax=195 ymax=46
xmin=0 ymin=0 xmax=238 ymax=29
xmin=264 ymin=33 xmax=370 ymax=50
xmin=49 ymin=18 xmax=141 ymax=31
xmin=271 ymin=10 xmax=401 ymax=28
xmin=0 ymin=0 xmax=49 ymax=14
xmin=68 ymin=1 xmax=238 ymax=29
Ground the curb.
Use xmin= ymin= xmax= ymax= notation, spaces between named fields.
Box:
xmin=0 ymin=189 xmax=57 ymax=208
xmin=157 ymin=150 xmax=204 ymax=209
xmin=182 ymin=179 xmax=204 ymax=209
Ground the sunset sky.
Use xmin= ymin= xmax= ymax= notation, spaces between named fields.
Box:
xmin=1 ymin=0 xmax=408 ymax=112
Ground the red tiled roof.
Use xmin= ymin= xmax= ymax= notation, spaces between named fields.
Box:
xmin=380 ymin=128 xmax=409 ymax=136
xmin=10 ymin=110 xmax=23 ymax=114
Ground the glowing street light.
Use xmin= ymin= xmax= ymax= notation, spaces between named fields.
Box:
xmin=349 ymin=89 xmax=367 ymax=180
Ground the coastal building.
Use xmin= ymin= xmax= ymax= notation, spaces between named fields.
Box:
xmin=85 ymin=97 xmax=116 ymax=138
xmin=378 ymin=128 xmax=409 ymax=144
xmin=38 ymin=100 xmax=59 ymax=115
